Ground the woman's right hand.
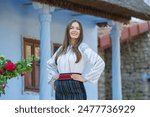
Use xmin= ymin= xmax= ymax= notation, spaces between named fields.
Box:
xmin=53 ymin=74 xmax=59 ymax=80
xmin=53 ymin=74 xmax=59 ymax=91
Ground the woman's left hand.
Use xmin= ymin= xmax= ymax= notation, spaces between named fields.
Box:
xmin=71 ymin=74 xmax=86 ymax=82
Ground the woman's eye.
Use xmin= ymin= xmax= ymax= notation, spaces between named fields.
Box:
xmin=76 ymin=28 xmax=80 ymax=30
xmin=70 ymin=26 xmax=80 ymax=30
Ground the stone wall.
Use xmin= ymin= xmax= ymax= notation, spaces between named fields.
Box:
xmin=98 ymin=72 xmax=105 ymax=100
xmin=99 ymin=31 xmax=150 ymax=100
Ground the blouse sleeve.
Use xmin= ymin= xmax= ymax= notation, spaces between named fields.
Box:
xmin=81 ymin=43 xmax=105 ymax=83
xmin=47 ymin=46 xmax=62 ymax=84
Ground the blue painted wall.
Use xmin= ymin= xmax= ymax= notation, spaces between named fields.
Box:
xmin=0 ymin=0 xmax=40 ymax=100
xmin=0 ymin=0 xmax=103 ymax=100
xmin=0 ymin=0 xmax=24 ymax=100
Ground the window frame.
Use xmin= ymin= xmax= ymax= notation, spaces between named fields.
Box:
xmin=23 ymin=37 xmax=40 ymax=92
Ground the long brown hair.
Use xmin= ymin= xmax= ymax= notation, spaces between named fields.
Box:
xmin=55 ymin=20 xmax=83 ymax=64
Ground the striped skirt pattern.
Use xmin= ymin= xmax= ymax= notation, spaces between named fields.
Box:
xmin=55 ymin=80 xmax=87 ymax=100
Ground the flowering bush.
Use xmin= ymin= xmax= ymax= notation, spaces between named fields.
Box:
xmin=0 ymin=56 xmax=33 ymax=95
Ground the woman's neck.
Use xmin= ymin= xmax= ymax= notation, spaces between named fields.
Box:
xmin=70 ymin=39 xmax=76 ymax=46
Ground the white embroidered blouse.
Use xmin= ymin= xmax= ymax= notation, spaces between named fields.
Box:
xmin=47 ymin=43 xmax=105 ymax=84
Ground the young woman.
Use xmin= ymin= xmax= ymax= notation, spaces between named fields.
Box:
xmin=47 ymin=20 xmax=105 ymax=100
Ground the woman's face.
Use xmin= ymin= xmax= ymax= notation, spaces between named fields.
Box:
xmin=69 ymin=22 xmax=81 ymax=40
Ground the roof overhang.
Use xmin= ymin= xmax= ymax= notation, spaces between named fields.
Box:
xmin=33 ymin=0 xmax=150 ymax=23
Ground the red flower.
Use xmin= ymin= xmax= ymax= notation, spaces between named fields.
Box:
xmin=5 ymin=61 xmax=16 ymax=71
xmin=21 ymin=74 xmax=25 ymax=76
xmin=0 ymin=68 xmax=4 ymax=74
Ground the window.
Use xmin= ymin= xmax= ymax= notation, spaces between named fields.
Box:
xmin=23 ymin=37 xmax=40 ymax=92
xmin=53 ymin=43 xmax=61 ymax=54
xmin=23 ymin=38 xmax=61 ymax=92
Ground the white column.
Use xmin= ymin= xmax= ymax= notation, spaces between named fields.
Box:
xmin=110 ymin=21 xmax=122 ymax=100
xmin=39 ymin=5 xmax=55 ymax=100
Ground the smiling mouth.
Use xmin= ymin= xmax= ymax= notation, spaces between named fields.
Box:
xmin=71 ymin=34 xmax=78 ymax=36
xmin=71 ymin=32 xmax=78 ymax=36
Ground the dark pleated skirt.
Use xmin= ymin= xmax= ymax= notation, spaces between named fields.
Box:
xmin=55 ymin=80 xmax=87 ymax=100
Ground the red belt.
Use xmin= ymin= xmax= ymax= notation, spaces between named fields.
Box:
xmin=58 ymin=73 xmax=81 ymax=80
